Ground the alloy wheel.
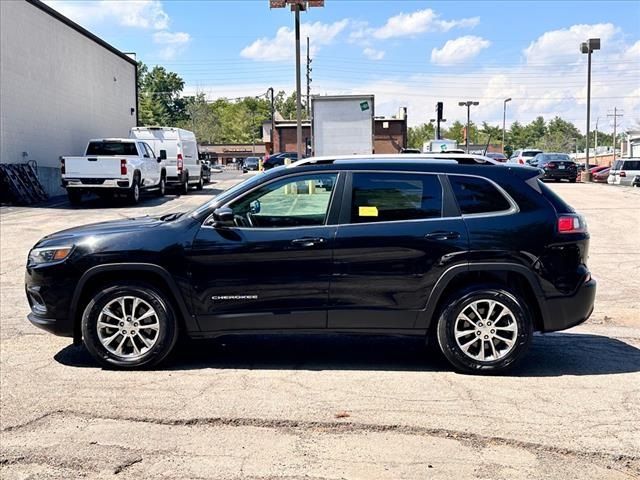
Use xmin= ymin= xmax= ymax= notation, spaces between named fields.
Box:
xmin=96 ymin=295 xmax=160 ymax=359
xmin=454 ymin=299 xmax=518 ymax=362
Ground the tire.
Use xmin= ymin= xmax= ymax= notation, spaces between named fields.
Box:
xmin=128 ymin=177 xmax=141 ymax=204
xmin=196 ymin=175 xmax=204 ymax=191
xmin=67 ymin=189 xmax=82 ymax=205
xmin=180 ymin=173 xmax=189 ymax=195
xmin=570 ymin=178 xmax=577 ymax=183
xmin=436 ymin=287 xmax=533 ymax=374
xmin=157 ymin=175 xmax=166 ymax=197
xmin=81 ymin=282 xmax=179 ymax=369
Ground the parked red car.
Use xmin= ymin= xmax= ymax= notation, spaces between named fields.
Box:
xmin=592 ymin=167 xmax=610 ymax=183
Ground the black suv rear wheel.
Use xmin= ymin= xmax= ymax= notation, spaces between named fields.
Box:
xmin=81 ymin=282 xmax=178 ymax=369
xmin=436 ymin=287 xmax=532 ymax=374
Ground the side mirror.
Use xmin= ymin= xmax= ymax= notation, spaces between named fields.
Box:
xmin=210 ymin=207 xmax=234 ymax=228
xmin=159 ymin=150 xmax=167 ymax=161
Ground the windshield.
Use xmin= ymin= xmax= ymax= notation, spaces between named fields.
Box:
xmin=86 ymin=142 xmax=137 ymax=156
xmin=245 ymin=157 xmax=259 ymax=165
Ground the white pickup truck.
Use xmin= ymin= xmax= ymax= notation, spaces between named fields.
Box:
xmin=61 ymin=139 xmax=166 ymax=205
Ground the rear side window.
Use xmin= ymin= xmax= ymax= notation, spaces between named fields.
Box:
xmin=351 ymin=173 xmax=442 ymax=223
xmin=622 ymin=160 xmax=640 ymax=170
xmin=450 ymin=175 xmax=512 ymax=215
xmin=86 ymin=142 xmax=137 ymax=156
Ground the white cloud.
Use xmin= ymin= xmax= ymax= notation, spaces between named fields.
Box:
xmin=431 ymin=36 xmax=491 ymax=65
xmin=153 ymin=31 xmax=191 ymax=60
xmin=45 ymin=0 xmax=169 ymax=30
xmin=523 ymin=23 xmax=619 ymax=64
xmin=372 ymin=9 xmax=479 ymax=39
xmin=241 ymin=20 xmax=349 ymax=62
xmin=363 ymin=47 xmax=385 ymax=60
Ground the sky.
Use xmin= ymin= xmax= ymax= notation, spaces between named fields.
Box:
xmin=45 ymin=0 xmax=640 ymax=131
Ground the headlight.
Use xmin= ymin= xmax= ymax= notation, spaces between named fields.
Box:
xmin=28 ymin=246 xmax=74 ymax=265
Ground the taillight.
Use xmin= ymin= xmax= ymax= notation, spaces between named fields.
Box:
xmin=60 ymin=157 xmax=65 ymax=175
xmin=558 ymin=214 xmax=586 ymax=234
xmin=177 ymin=153 xmax=184 ymax=173
xmin=620 ymin=171 xmax=626 ymax=177
xmin=120 ymin=159 xmax=127 ymax=175
xmin=519 ymin=158 xmax=524 ymax=164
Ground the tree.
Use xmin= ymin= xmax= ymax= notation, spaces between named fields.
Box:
xmin=443 ymin=121 xmax=465 ymax=144
xmin=177 ymin=94 xmax=218 ymax=144
xmin=408 ymin=122 xmax=435 ymax=149
xmin=274 ymin=90 xmax=307 ymax=119
xmin=137 ymin=63 xmax=187 ymax=126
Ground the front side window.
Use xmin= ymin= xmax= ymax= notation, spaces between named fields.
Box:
xmin=229 ymin=173 xmax=337 ymax=228
xmin=450 ymin=175 xmax=512 ymax=215
xmin=350 ymin=172 xmax=442 ymax=223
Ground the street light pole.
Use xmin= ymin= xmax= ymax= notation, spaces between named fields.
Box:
xmin=267 ymin=87 xmax=275 ymax=155
xmin=458 ymin=101 xmax=479 ymax=153
xmin=502 ymin=98 xmax=511 ymax=154
xmin=581 ymin=38 xmax=600 ymax=173
xmin=294 ymin=3 xmax=303 ymax=161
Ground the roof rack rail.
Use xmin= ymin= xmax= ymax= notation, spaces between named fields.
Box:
xmin=290 ymin=153 xmax=500 ymax=168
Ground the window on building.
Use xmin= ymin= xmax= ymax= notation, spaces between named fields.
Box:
xmin=449 ymin=175 xmax=512 ymax=215
xmin=350 ymin=173 xmax=442 ymax=223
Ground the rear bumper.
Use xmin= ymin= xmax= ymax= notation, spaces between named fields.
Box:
xmin=63 ymin=178 xmax=130 ymax=189
xmin=543 ymin=170 xmax=577 ymax=180
xmin=541 ymin=278 xmax=596 ymax=332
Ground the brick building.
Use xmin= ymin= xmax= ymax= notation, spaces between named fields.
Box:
xmin=199 ymin=143 xmax=266 ymax=166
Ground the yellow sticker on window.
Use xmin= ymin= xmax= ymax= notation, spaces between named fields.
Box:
xmin=359 ymin=206 xmax=379 ymax=217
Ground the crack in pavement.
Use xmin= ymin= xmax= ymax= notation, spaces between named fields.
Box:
xmin=113 ymin=456 xmax=143 ymax=475
xmin=3 ymin=409 xmax=638 ymax=471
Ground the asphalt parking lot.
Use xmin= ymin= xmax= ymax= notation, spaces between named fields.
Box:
xmin=1 ymin=172 xmax=639 ymax=479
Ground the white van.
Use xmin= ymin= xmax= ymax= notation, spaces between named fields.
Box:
xmin=130 ymin=127 xmax=202 ymax=193
xmin=607 ymin=158 xmax=640 ymax=186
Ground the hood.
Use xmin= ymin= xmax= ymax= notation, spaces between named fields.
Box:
xmin=36 ymin=216 xmax=165 ymax=247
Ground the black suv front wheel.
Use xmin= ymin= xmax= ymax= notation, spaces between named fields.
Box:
xmin=436 ymin=287 xmax=532 ymax=374
xmin=81 ymin=282 xmax=178 ymax=369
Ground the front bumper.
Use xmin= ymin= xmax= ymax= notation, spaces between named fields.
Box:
xmin=541 ymin=277 xmax=597 ymax=332
xmin=27 ymin=312 xmax=73 ymax=337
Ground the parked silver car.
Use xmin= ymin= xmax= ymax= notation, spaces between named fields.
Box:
xmin=607 ymin=158 xmax=640 ymax=186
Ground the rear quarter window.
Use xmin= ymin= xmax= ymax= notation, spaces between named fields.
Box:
xmin=449 ymin=175 xmax=512 ymax=215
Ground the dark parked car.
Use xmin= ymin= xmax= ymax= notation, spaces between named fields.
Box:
xmin=531 ymin=153 xmax=578 ymax=182
xmin=242 ymin=157 xmax=260 ymax=172
xmin=26 ymin=158 xmax=595 ymax=373
xmin=263 ymin=152 xmax=298 ymax=170
xmin=484 ymin=152 xmax=508 ymax=162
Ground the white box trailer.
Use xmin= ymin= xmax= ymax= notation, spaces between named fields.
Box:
xmin=311 ymin=95 xmax=374 ymax=156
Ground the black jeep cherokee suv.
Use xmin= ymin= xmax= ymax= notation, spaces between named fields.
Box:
xmin=25 ymin=159 xmax=596 ymax=373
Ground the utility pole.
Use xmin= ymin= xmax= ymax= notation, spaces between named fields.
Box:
xmin=594 ymin=116 xmax=599 ymax=154
xmin=269 ymin=1 xmax=324 ymax=161
xmin=306 ymin=36 xmax=312 ymax=118
xmin=435 ymin=102 xmax=443 ymax=140
xmin=607 ymin=107 xmax=624 ymax=164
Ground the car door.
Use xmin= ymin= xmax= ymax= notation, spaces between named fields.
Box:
xmin=188 ymin=171 xmax=342 ymax=332
xmin=143 ymin=143 xmax=160 ymax=185
xmin=328 ymin=171 xmax=469 ymax=330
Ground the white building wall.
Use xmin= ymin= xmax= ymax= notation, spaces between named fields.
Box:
xmin=0 ymin=0 xmax=136 ymax=195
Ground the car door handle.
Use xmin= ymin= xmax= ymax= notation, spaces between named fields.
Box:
xmin=291 ymin=237 xmax=325 ymax=247
xmin=424 ymin=231 xmax=460 ymax=241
